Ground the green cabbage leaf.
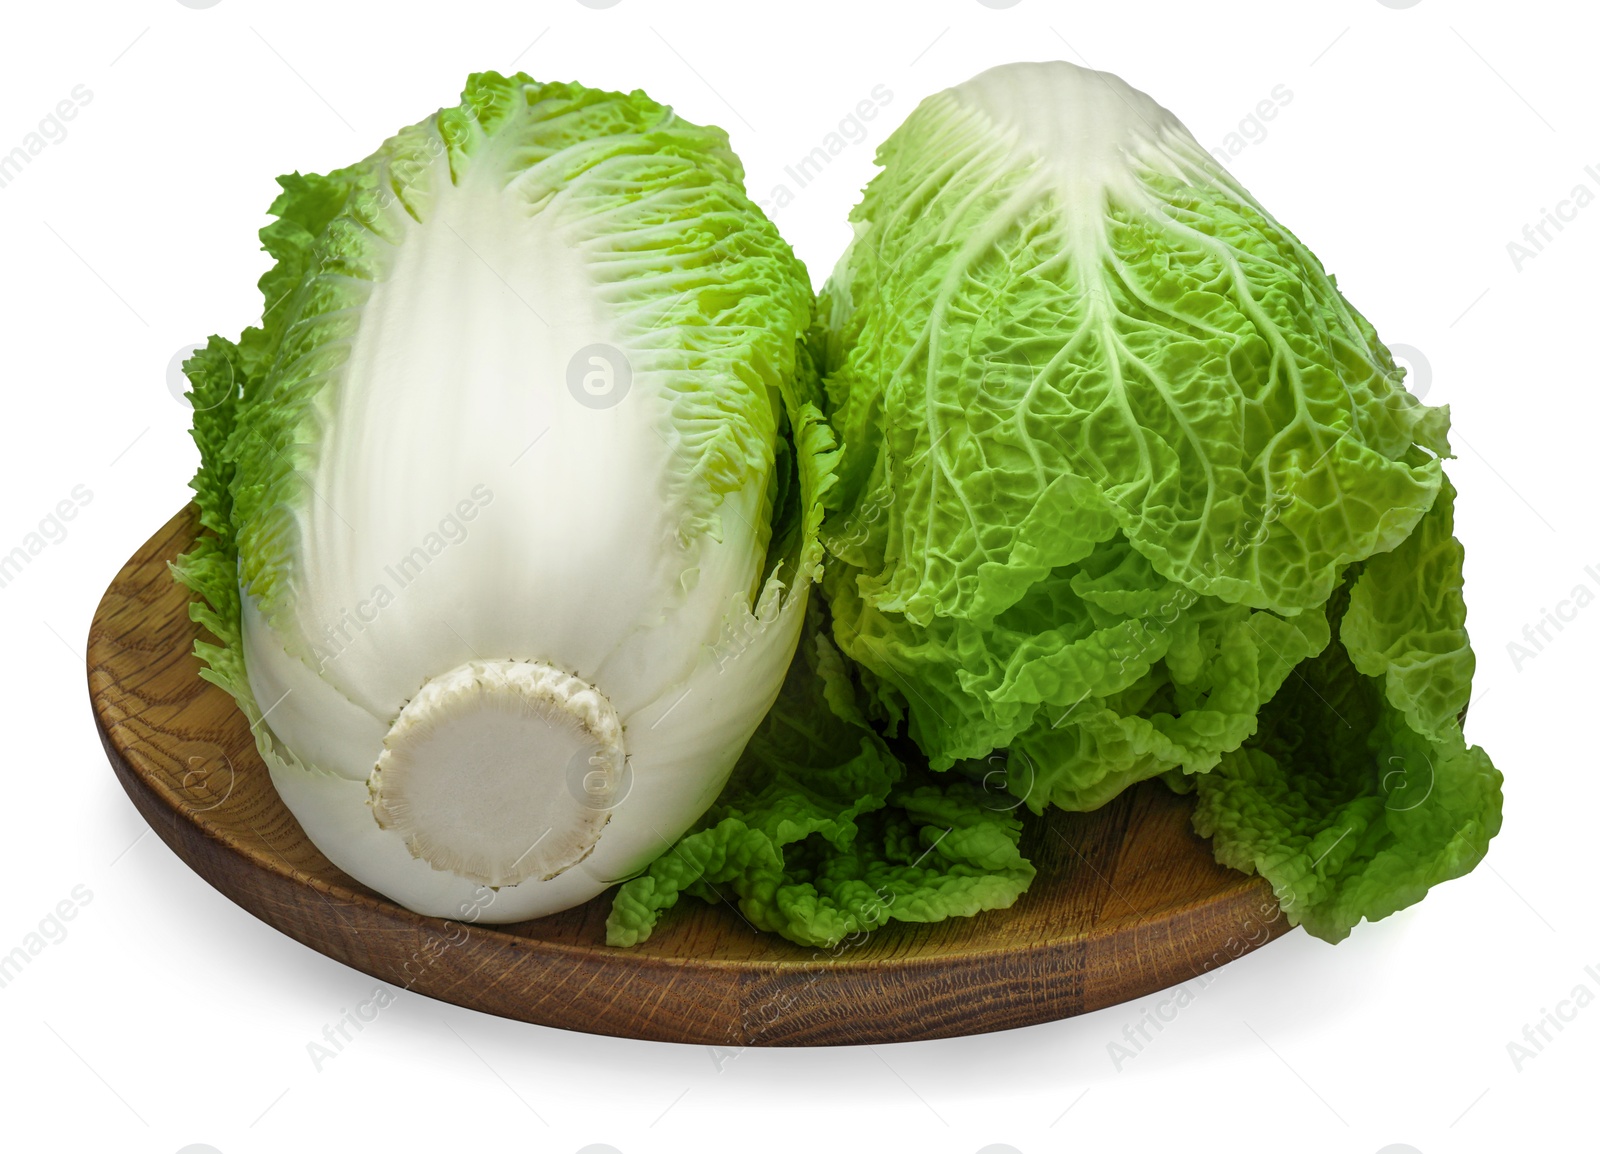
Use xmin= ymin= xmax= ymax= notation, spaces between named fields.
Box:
xmin=606 ymin=599 xmax=1036 ymax=948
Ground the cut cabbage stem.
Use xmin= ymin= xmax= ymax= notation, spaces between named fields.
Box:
xmin=367 ymin=659 xmax=627 ymax=888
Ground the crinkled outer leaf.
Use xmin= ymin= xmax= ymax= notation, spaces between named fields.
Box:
xmin=169 ymin=339 xmax=249 ymax=705
xmin=605 ymin=600 xmax=1036 ymax=948
xmin=1192 ymin=489 xmax=1502 ymax=941
xmin=1341 ymin=471 xmax=1475 ymax=742
xmin=830 ymin=536 xmax=1333 ymax=812
xmin=169 ymin=164 xmax=351 ymax=716
xmin=817 ymin=62 xmax=1461 ymax=817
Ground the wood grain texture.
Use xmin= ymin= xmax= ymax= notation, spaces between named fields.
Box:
xmin=88 ymin=508 xmax=1292 ymax=1045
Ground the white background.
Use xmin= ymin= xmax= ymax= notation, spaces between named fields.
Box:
xmin=0 ymin=1 xmax=1592 ymax=1151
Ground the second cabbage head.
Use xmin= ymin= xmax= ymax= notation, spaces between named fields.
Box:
xmin=810 ymin=61 xmax=1501 ymax=942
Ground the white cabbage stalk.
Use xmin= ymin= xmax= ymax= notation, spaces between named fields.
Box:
xmin=176 ymin=76 xmax=830 ymax=922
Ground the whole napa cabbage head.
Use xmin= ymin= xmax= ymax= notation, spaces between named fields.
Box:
xmin=176 ymin=73 xmax=837 ymax=922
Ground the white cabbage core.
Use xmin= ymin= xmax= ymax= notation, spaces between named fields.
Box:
xmin=367 ymin=659 xmax=626 ymax=888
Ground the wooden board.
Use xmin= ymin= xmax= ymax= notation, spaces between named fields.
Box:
xmin=88 ymin=508 xmax=1292 ymax=1046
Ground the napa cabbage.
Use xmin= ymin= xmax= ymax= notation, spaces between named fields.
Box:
xmin=175 ymin=73 xmax=834 ymax=922
xmin=807 ymin=61 xmax=1501 ymax=942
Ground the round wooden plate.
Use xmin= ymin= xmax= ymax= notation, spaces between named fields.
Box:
xmin=88 ymin=508 xmax=1291 ymax=1046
